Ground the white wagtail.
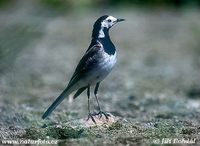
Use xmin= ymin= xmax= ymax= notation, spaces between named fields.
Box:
xmin=42 ymin=15 xmax=125 ymax=122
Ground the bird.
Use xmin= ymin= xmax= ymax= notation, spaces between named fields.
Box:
xmin=42 ymin=15 xmax=125 ymax=122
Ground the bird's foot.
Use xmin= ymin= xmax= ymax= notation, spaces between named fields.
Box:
xmin=96 ymin=111 xmax=111 ymax=119
xmin=87 ymin=113 xmax=96 ymax=123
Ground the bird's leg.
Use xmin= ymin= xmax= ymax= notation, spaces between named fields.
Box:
xmin=94 ymin=82 xmax=110 ymax=119
xmin=94 ymin=82 xmax=101 ymax=112
xmin=86 ymin=86 xmax=96 ymax=123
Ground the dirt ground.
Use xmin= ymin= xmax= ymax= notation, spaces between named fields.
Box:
xmin=0 ymin=1 xmax=200 ymax=146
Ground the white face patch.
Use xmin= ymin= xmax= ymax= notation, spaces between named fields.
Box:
xmin=98 ymin=16 xmax=117 ymax=38
xmin=101 ymin=16 xmax=117 ymax=28
xmin=99 ymin=28 xmax=105 ymax=38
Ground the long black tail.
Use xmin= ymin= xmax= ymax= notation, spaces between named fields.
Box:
xmin=42 ymin=87 xmax=71 ymax=119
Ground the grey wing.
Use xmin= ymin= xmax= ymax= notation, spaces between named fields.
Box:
xmin=67 ymin=43 xmax=102 ymax=88
xmin=42 ymin=43 xmax=102 ymax=119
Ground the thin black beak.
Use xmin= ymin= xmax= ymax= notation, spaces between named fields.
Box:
xmin=116 ymin=18 xmax=125 ymax=22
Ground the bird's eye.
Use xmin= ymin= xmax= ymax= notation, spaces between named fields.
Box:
xmin=107 ymin=19 xmax=111 ymax=22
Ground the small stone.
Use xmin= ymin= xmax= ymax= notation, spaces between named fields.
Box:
xmin=65 ymin=113 xmax=118 ymax=128
xmin=84 ymin=113 xmax=117 ymax=127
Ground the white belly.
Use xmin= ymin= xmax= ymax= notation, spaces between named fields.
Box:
xmin=84 ymin=52 xmax=117 ymax=85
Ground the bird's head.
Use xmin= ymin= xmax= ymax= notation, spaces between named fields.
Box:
xmin=92 ymin=15 xmax=125 ymax=39
xmin=97 ymin=15 xmax=125 ymax=29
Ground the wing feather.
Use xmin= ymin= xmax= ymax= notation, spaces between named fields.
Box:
xmin=67 ymin=42 xmax=102 ymax=88
xmin=42 ymin=42 xmax=102 ymax=118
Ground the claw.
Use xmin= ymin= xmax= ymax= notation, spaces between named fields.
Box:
xmin=96 ymin=111 xmax=110 ymax=119
xmin=87 ymin=113 xmax=96 ymax=123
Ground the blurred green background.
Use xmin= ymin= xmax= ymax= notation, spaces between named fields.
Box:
xmin=1 ymin=0 xmax=200 ymax=8
xmin=0 ymin=0 xmax=200 ymax=145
